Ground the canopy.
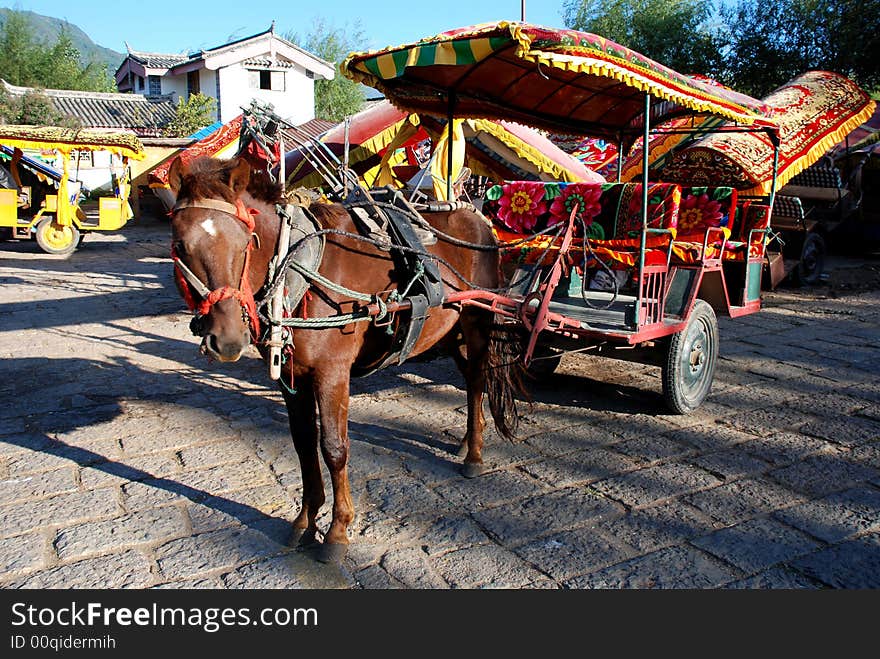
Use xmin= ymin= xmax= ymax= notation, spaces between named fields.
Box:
xmin=0 ymin=125 xmax=145 ymax=160
xmin=284 ymin=100 xmax=604 ymax=191
xmin=829 ymin=104 xmax=880 ymax=158
xmin=149 ymin=114 xmax=242 ymax=188
xmin=656 ymin=71 xmax=876 ymax=196
xmin=342 ymin=21 xmax=778 ymax=143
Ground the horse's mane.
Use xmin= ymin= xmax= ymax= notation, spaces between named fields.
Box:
xmin=180 ymin=156 xmax=284 ymax=206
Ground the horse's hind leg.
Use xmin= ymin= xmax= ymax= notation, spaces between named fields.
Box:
xmin=456 ymin=310 xmax=491 ymax=478
xmin=281 ymin=378 xmax=324 ymax=547
xmin=313 ymin=368 xmax=355 ymax=563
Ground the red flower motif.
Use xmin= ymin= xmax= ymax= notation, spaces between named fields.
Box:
xmin=497 ymin=181 xmax=548 ymax=232
xmin=679 ymin=193 xmax=724 ymax=234
xmin=548 ymin=183 xmax=603 ymax=227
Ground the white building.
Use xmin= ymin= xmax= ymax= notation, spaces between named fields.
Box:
xmin=115 ymin=24 xmax=335 ymax=125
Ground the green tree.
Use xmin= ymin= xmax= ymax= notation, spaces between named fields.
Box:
xmin=0 ymin=85 xmax=81 ymax=128
xmin=0 ymin=9 xmax=38 ymax=85
xmin=0 ymin=9 xmax=114 ymax=92
xmin=562 ymin=0 xmax=726 ymax=78
xmin=722 ymin=0 xmax=880 ymax=96
xmin=163 ymin=93 xmax=217 ymax=137
xmin=286 ymin=18 xmax=366 ymax=122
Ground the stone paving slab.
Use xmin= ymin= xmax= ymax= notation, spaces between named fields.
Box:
xmin=2 ymin=218 xmax=880 ymax=589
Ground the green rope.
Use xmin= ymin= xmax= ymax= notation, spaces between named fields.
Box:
xmin=286 ymin=259 xmax=373 ymax=303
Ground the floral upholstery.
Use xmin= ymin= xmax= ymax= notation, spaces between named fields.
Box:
xmin=676 ymin=186 xmax=738 ymax=241
xmin=485 ymin=181 xmax=682 ymax=268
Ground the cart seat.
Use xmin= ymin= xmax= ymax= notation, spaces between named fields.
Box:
xmin=671 ymin=202 xmax=771 ymax=263
xmin=781 ymin=164 xmax=848 ymax=202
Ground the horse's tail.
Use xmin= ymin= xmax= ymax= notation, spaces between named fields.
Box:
xmin=485 ymin=316 xmax=529 ymax=441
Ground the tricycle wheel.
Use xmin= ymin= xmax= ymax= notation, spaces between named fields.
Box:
xmin=35 ymin=217 xmax=80 ymax=256
xmin=793 ymin=232 xmax=825 ymax=286
xmin=662 ymin=299 xmax=718 ymax=414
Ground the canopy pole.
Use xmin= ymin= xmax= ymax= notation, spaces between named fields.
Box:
xmin=636 ymin=93 xmax=652 ymax=329
xmin=616 ymin=133 xmax=624 ymax=183
xmin=767 ymin=129 xmax=781 ymax=214
xmin=446 ymin=91 xmax=456 ymax=200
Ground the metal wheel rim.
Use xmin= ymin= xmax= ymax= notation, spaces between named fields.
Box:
xmin=40 ymin=223 xmax=76 ymax=250
xmin=680 ymin=316 xmax=712 ymax=397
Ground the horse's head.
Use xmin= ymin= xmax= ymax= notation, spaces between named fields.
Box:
xmin=168 ymin=156 xmax=261 ymax=362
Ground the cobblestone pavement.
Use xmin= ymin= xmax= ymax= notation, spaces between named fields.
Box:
xmin=1 ymin=213 xmax=879 ymax=589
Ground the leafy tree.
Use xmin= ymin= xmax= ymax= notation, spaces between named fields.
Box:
xmin=286 ymin=18 xmax=366 ymax=122
xmin=163 ymin=93 xmax=217 ymax=137
xmin=0 ymin=84 xmax=81 ymax=128
xmin=722 ymin=0 xmax=880 ymax=96
xmin=562 ymin=0 xmax=726 ymax=78
xmin=0 ymin=9 xmax=114 ymax=92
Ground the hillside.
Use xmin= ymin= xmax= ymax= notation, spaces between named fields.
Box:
xmin=0 ymin=8 xmax=124 ymax=74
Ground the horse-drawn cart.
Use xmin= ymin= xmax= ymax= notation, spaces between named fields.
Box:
xmin=169 ymin=21 xmax=794 ymax=559
xmin=339 ymin=21 xmax=783 ymax=413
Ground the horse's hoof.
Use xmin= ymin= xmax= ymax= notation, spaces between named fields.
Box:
xmin=290 ymin=527 xmax=318 ymax=548
xmin=461 ymin=462 xmax=485 ymax=479
xmin=318 ymin=542 xmax=349 ymax=564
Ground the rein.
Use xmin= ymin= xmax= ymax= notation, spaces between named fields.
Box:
xmin=171 ymin=197 xmax=262 ymax=340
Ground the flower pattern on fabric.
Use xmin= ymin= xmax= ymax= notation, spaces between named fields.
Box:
xmin=548 ymin=183 xmax=603 ymax=227
xmin=620 ymin=184 xmax=680 ymax=235
xmin=497 ymin=181 xmax=547 ymax=232
xmin=679 ymin=193 xmax=725 ymax=233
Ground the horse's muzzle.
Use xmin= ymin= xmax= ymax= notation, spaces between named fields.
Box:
xmin=200 ymin=333 xmax=248 ymax=362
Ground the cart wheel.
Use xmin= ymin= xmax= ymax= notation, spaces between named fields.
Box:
xmin=794 ymin=233 xmax=825 ymax=286
xmin=662 ymin=299 xmax=718 ymax=414
xmin=35 ymin=217 xmax=80 ymax=256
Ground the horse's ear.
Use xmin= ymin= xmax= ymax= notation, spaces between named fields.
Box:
xmin=168 ymin=156 xmax=187 ymax=195
xmin=228 ymin=157 xmax=251 ymax=197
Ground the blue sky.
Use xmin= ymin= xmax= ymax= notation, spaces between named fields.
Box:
xmin=7 ymin=1 xmax=568 ymax=55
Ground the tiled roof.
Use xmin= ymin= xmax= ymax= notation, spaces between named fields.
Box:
xmin=290 ymin=118 xmax=336 ymax=141
xmin=128 ymin=51 xmax=191 ymax=69
xmin=1 ymin=81 xmax=178 ymax=137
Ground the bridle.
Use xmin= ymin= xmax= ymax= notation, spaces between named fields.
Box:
xmin=170 ymin=197 xmax=262 ymax=340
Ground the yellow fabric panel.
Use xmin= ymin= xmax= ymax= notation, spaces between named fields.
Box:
xmin=430 ymin=119 xmax=466 ymax=201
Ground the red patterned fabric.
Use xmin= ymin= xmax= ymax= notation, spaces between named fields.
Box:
xmin=658 ymin=71 xmax=876 ymax=195
xmin=150 ymin=115 xmax=243 ymax=187
xmin=486 ymin=181 xmax=682 ymax=268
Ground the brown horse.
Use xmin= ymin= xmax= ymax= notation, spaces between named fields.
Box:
xmin=167 ymin=155 xmax=522 ymax=562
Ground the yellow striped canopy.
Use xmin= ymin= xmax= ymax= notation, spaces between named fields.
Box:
xmin=0 ymin=125 xmax=145 ymax=160
xmin=342 ymin=21 xmax=778 ymax=143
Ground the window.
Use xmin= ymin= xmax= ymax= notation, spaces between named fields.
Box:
xmin=148 ymin=75 xmax=161 ymax=96
xmin=247 ymin=69 xmax=285 ymax=91
xmin=187 ymin=71 xmax=200 ymax=97
xmin=137 ymin=75 xmax=144 ymax=91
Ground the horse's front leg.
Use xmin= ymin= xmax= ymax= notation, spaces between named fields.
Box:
xmin=313 ymin=367 xmax=355 ymax=563
xmin=280 ymin=377 xmax=323 ymax=547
